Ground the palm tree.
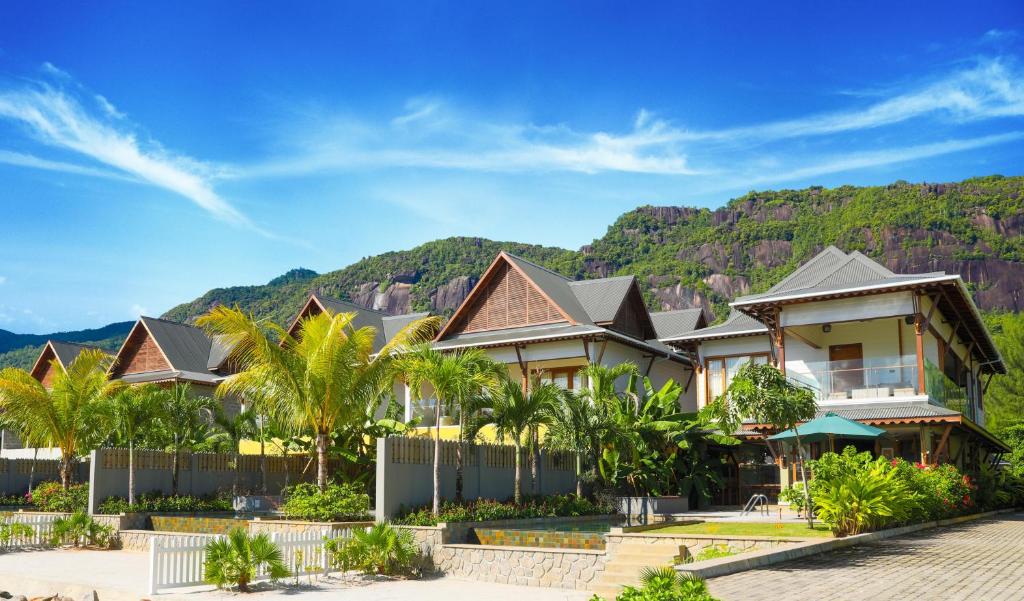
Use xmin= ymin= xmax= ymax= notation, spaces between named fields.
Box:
xmin=197 ymin=305 xmax=440 ymax=490
xmin=210 ymin=406 xmax=257 ymax=496
xmin=480 ymin=377 xmax=563 ymax=505
xmin=545 ymin=388 xmax=614 ymax=496
xmin=0 ymin=349 xmax=118 ymax=489
xmin=105 ymin=383 xmax=165 ymax=505
xmin=151 ymin=383 xmax=218 ymax=495
xmin=397 ymin=345 xmax=501 ymax=513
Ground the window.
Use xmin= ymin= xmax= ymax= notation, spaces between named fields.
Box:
xmin=704 ymin=354 xmax=769 ymax=403
xmin=543 ymin=367 xmax=584 ymax=391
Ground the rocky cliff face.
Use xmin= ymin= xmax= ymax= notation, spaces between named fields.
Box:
xmin=162 ymin=176 xmax=1024 ymax=327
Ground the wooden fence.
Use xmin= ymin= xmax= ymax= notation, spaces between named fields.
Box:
xmin=0 ymin=512 xmax=64 ymax=548
xmin=148 ymin=525 xmax=365 ymax=594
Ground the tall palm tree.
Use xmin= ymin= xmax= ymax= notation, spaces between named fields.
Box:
xmin=0 ymin=349 xmax=118 ymax=489
xmin=105 ymin=383 xmax=165 ymax=505
xmin=151 ymin=383 xmax=218 ymax=495
xmin=481 ymin=377 xmax=563 ymax=505
xmin=397 ymin=345 xmax=501 ymax=513
xmin=197 ymin=305 xmax=440 ymax=490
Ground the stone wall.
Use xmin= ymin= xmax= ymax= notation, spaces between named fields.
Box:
xmin=606 ymin=532 xmax=796 ymax=561
xmin=150 ymin=515 xmax=249 ymax=535
xmin=248 ymin=518 xmax=373 ymax=537
xmin=434 ymin=544 xmax=606 ymax=590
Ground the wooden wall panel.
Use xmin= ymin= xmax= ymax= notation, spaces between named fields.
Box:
xmin=451 ymin=261 xmax=564 ymax=334
xmin=117 ymin=329 xmax=170 ymax=374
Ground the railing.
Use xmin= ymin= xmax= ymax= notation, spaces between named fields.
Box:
xmin=786 ymin=355 xmax=921 ymax=402
xmin=925 ymin=360 xmax=973 ymax=421
xmin=148 ymin=527 xmax=366 ymax=594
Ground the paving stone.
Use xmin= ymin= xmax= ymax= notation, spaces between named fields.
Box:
xmin=708 ymin=513 xmax=1024 ymax=601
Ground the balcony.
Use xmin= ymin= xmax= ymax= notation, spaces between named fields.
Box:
xmin=786 ymin=355 xmax=922 ymax=403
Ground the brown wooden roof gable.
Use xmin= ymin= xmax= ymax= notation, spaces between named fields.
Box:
xmin=108 ymin=319 xmax=173 ymax=377
xmin=435 ymin=251 xmax=576 ymax=340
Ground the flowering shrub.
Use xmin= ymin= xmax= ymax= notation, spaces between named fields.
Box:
xmin=394 ymin=494 xmax=614 ymax=526
xmin=0 ymin=493 xmax=31 ymax=507
xmin=31 ymin=482 xmax=88 ymax=512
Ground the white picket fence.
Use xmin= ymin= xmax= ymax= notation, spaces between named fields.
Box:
xmin=148 ymin=526 xmax=366 ymax=595
xmin=0 ymin=512 xmax=64 ymax=549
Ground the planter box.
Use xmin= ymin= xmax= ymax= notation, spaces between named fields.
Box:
xmin=615 ymin=496 xmax=689 ymax=522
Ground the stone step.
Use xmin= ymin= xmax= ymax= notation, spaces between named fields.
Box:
xmin=605 ymin=551 xmax=681 ymax=564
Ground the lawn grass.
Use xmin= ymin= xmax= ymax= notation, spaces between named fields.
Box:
xmin=649 ymin=521 xmax=833 ymax=538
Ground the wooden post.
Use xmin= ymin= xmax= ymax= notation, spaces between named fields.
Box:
xmin=775 ymin=327 xmax=786 ymax=375
xmin=915 ymin=315 xmax=926 ymax=394
xmin=934 ymin=425 xmax=953 ymax=464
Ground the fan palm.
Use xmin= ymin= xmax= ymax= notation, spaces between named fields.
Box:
xmin=104 ymin=383 xmax=165 ymax=504
xmin=204 ymin=528 xmax=288 ymax=592
xmin=0 ymin=349 xmax=119 ymax=489
xmin=197 ymin=305 xmax=440 ymax=490
xmin=480 ymin=377 xmax=563 ymax=505
xmin=397 ymin=345 xmax=502 ymax=513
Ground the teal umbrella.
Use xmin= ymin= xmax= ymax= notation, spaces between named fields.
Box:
xmin=768 ymin=412 xmax=885 ymax=450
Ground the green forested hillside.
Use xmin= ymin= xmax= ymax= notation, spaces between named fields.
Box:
xmin=164 ymin=175 xmax=1024 ymax=325
xmin=0 ymin=334 xmax=127 ymax=371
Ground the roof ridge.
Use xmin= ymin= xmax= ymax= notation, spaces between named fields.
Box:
xmin=48 ymin=340 xmax=102 ymax=348
xmin=140 ymin=315 xmax=203 ymax=330
xmin=765 ymin=245 xmax=848 ymax=293
xmin=502 ymin=252 xmax=573 ymax=282
xmin=650 ymin=308 xmax=704 ymax=315
xmin=313 ymin=292 xmax=392 ymax=316
xmin=847 ymin=250 xmax=896 ymax=277
xmin=567 ymin=274 xmax=636 ymax=286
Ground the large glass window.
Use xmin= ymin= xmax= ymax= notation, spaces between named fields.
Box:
xmin=543 ymin=367 xmax=584 ymax=391
xmin=705 ymin=354 xmax=769 ymax=403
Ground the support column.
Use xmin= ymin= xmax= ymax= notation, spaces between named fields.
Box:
xmin=776 ymin=327 xmax=786 ymax=375
xmin=915 ymin=315 xmax=926 ymax=394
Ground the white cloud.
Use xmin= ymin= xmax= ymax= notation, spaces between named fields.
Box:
xmin=130 ymin=304 xmax=149 ymax=318
xmin=0 ymin=149 xmax=133 ymax=181
xmin=230 ymin=56 xmax=1024 ymax=182
xmin=0 ymin=66 xmax=274 ymax=237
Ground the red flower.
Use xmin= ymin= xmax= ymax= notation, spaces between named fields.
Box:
xmin=891 ymin=459 xmax=899 ymax=467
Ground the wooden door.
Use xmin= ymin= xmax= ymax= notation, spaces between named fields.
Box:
xmin=829 ymin=343 xmax=864 ymax=393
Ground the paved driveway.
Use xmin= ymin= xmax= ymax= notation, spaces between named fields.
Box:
xmin=708 ymin=513 xmax=1024 ymax=601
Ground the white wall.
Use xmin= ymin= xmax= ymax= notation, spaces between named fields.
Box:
xmin=780 ymin=292 xmax=914 ymax=327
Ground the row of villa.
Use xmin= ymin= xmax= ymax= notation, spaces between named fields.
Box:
xmin=8 ymin=246 xmax=1008 ymax=503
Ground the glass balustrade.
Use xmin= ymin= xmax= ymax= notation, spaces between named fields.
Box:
xmin=785 ymin=355 xmax=921 ymax=402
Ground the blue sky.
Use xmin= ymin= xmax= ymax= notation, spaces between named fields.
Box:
xmin=1 ymin=1 xmax=1023 ymax=334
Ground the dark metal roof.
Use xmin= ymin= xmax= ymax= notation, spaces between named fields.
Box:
xmin=568 ymin=276 xmax=635 ymax=323
xmin=381 ymin=312 xmax=432 ymax=342
xmin=118 ymin=369 xmax=222 ymax=385
xmin=809 ymin=403 xmax=961 ymax=421
xmin=662 ymin=310 xmax=767 ymax=343
xmin=139 ymin=316 xmax=214 ymax=374
xmin=206 ymin=335 xmax=234 ymax=371
xmin=48 ymin=340 xmax=104 ymax=367
xmin=650 ymin=308 xmax=705 ymax=340
xmin=312 ymin=294 xmax=390 ymax=350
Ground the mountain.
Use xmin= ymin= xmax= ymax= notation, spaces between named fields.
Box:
xmin=0 ymin=321 xmax=134 ymax=370
xmin=164 ymin=175 xmax=1024 ymax=325
xmin=0 ymin=321 xmax=135 ymax=355
xmin=2 ymin=175 xmax=1022 ymax=371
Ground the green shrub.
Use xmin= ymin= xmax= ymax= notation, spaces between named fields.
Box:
xmin=204 ymin=528 xmax=289 ymax=592
xmin=325 ymin=523 xmax=420 ymax=576
xmin=0 ymin=520 xmax=34 ymax=544
xmin=0 ymin=493 xmax=30 ymax=507
xmin=394 ymin=494 xmax=614 ymax=526
xmin=31 ymin=482 xmax=88 ymax=513
xmin=50 ymin=511 xmax=114 ymax=548
xmin=814 ymin=461 xmax=918 ymax=536
xmin=281 ymin=483 xmax=370 ymax=522
xmin=97 ymin=493 xmax=232 ymax=514
xmin=591 ymin=567 xmax=719 ymax=601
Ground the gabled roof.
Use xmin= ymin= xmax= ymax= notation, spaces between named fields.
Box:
xmin=731 ymin=246 xmax=1004 ymax=374
xmin=568 ymin=276 xmax=634 ymax=323
xmin=137 ymin=316 xmax=214 ymax=374
xmin=29 ymin=340 xmax=106 ymax=381
xmin=289 ymin=293 xmax=433 ymax=353
xmin=501 ymin=253 xmax=592 ymax=324
xmin=650 ymin=308 xmax=707 ymax=340
xmin=733 ymin=246 xmax=947 ymax=305
xmin=661 ymin=310 xmax=767 ymax=343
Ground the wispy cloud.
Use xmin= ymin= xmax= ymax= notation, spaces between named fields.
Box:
xmin=0 ymin=66 xmax=274 ymax=237
xmin=0 ymin=149 xmax=133 ymax=181
xmin=232 ymin=56 xmax=1024 ymax=182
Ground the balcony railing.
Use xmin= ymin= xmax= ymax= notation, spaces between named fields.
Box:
xmin=924 ymin=359 xmax=974 ymax=421
xmin=786 ymin=355 xmax=922 ymax=402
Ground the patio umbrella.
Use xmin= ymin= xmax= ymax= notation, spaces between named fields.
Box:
xmin=768 ymin=412 xmax=885 ymax=451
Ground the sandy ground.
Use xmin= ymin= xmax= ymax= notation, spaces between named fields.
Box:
xmin=0 ymin=549 xmax=591 ymax=601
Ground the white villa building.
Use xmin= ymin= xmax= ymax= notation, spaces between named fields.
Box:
xmin=661 ymin=246 xmax=1008 ymax=493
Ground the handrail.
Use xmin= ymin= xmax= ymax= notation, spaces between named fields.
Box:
xmin=740 ymin=494 xmax=769 ymax=517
